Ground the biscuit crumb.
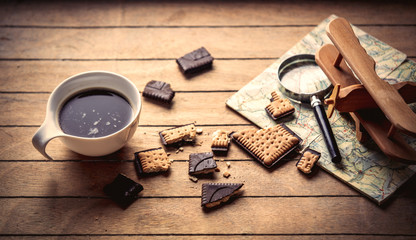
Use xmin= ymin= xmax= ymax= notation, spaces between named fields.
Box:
xmin=189 ymin=175 xmax=198 ymax=183
xmin=195 ymin=141 xmax=204 ymax=146
xmin=215 ymin=167 xmax=221 ymax=172
xmin=179 ymin=147 xmax=184 ymax=152
xmin=226 ymin=162 xmax=231 ymax=168
xmin=196 ymin=128 xmax=203 ymax=134
xmin=223 ymin=171 xmax=231 ymax=178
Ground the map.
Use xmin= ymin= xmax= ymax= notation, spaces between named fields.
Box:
xmin=226 ymin=15 xmax=416 ymax=204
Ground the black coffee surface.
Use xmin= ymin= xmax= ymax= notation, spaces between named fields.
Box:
xmin=59 ymin=89 xmax=133 ymax=138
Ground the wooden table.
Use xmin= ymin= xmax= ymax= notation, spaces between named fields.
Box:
xmin=1 ymin=1 xmax=416 ymax=239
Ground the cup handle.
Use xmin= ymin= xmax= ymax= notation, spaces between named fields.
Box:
xmin=32 ymin=122 xmax=60 ymax=160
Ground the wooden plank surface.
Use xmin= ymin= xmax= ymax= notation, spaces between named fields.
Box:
xmin=0 ymin=198 xmax=415 ymax=235
xmin=1 ymin=1 xmax=416 ymax=239
xmin=1 ymin=0 xmax=415 ymax=26
xmin=3 ymin=237 xmax=416 ymax=240
xmin=1 ymin=126 xmax=262 ymax=160
xmin=0 ymin=161 xmax=360 ymax=197
xmin=0 ymin=27 xmax=415 ymax=60
xmin=0 ymin=92 xmax=250 ymax=126
xmin=0 ymin=60 xmax=274 ymax=92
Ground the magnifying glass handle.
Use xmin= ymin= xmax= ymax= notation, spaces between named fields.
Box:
xmin=311 ymin=96 xmax=342 ymax=163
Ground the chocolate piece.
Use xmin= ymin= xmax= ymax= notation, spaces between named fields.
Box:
xmin=231 ymin=124 xmax=301 ymax=168
xmin=103 ymin=173 xmax=143 ymax=208
xmin=176 ymin=47 xmax=214 ymax=74
xmin=189 ymin=152 xmax=217 ymax=175
xmin=159 ymin=123 xmax=197 ymax=146
xmin=134 ymin=147 xmax=171 ymax=174
xmin=201 ymin=183 xmax=243 ymax=208
xmin=143 ymin=80 xmax=175 ymax=103
xmin=296 ymin=148 xmax=321 ymax=174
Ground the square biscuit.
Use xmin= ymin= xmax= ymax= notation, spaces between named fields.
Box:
xmin=134 ymin=147 xmax=171 ymax=174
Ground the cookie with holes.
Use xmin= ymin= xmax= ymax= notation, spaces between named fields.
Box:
xmin=296 ymin=148 xmax=321 ymax=174
xmin=134 ymin=147 xmax=171 ymax=174
xmin=159 ymin=123 xmax=197 ymax=145
xmin=265 ymin=91 xmax=295 ymax=120
xmin=231 ymin=124 xmax=301 ymax=168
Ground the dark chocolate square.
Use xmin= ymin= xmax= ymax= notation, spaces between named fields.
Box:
xmin=103 ymin=174 xmax=143 ymax=208
xmin=189 ymin=152 xmax=217 ymax=175
xmin=176 ymin=47 xmax=214 ymax=74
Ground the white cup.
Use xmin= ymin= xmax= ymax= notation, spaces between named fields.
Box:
xmin=32 ymin=71 xmax=142 ymax=159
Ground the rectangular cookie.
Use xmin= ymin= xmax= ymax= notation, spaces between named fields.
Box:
xmin=296 ymin=148 xmax=321 ymax=174
xmin=134 ymin=147 xmax=171 ymax=174
xmin=231 ymin=123 xmax=301 ymax=168
xmin=176 ymin=47 xmax=214 ymax=74
xmin=159 ymin=123 xmax=197 ymax=145
xmin=265 ymin=91 xmax=295 ymax=120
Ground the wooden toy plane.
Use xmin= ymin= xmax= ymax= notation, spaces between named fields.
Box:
xmin=315 ymin=17 xmax=416 ymax=164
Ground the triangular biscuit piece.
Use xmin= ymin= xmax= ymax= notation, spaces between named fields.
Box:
xmin=201 ymin=183 xmax=243 ymax=208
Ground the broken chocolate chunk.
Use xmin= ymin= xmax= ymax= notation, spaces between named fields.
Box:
xmin=143 ymin=80 xmax=175 ymax=103
xmin=103 ymin=173 xmax=144 ymax=208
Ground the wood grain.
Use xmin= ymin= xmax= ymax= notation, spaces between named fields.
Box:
xmin=0 ymin=161 xmax=358 ymax=197
xmin=0 ymin=92 xmax=251 ymax=126
xmin=0 ymin=197 xmax=415 ymax=235
xmin=1 ymin=0 xmax=415 ymax=26
xmin=0 ymin=27 xmax=415 ymax=60
xmin=1 ymin=126 xmax=261 ymax=160
xmin=2 ymin=236 xmax=416 ymax=240
xmin=0 ymin=60 xmax=274 ymax=92
xmin=1 ymin=1 xmax=416 ymax=239
xmin=0 ymin=126 xmax=265 ymax=160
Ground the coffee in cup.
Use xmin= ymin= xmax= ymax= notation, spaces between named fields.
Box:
xmin=32 ymin=71 xmax=142 ymax=159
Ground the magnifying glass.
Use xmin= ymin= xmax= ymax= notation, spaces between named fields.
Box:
xmin=276 ymin=54 xmax=341 ymax=163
